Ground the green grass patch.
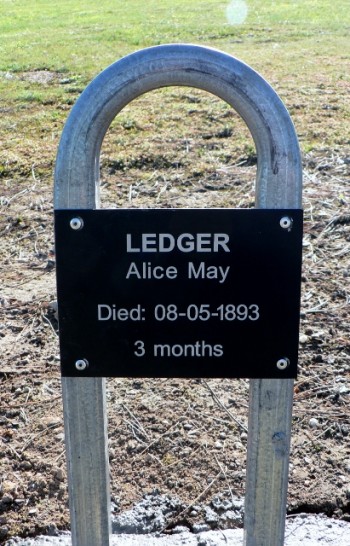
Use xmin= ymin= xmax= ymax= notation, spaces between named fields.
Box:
xmin=0 ymin=0 xmax=349 ymax=177
xmin=0 ymin=1 xmax=348 ymax=75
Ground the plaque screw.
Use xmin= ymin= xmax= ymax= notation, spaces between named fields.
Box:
xmin=70 ymin=217 xmax=84 ymax=230
xmin=75 ymin=359 xmax=89 ymax=371
xmin=280 ymin=216 xmax=293 ymax=230
xmin=276 ymin=358 xmax=290 ymax=371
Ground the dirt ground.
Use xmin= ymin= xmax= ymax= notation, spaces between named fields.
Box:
xmin=0 ymin=87 xmax=350 ymax=541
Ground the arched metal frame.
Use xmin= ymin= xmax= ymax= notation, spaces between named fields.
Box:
xmin=54 ymin=44 xmax=302 ymax=546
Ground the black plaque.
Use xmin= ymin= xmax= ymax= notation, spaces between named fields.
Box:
xmin=54 ymin=208 xmax=303 ymax=378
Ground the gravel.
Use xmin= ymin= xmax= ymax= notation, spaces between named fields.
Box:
xmin=4 ymin=492 xmax=350 ymax=545
xmin=4 ymin=514 xmax=350 ymax=546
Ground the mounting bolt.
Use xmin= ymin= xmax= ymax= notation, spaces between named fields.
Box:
xmin=75 ymin=358 xmax=89 ymax=371
xmin=280 ymin=216 xmax=293 ymax=230
xmin=70 ymin=217 xmax=84 ymax=230
xmin=276 ymin=358 xmax=290 ymax=371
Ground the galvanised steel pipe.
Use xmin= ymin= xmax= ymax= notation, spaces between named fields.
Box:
xmin=55 ymin=43 xmax=301 ymax=210
xmin=55 ymin=44 xmax=302 ymax=546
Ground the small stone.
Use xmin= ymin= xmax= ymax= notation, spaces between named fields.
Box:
xmin=338 ymin=385 xmax=350 ymax=395
xmin=309 ymin=418 xmax=319 ymax=428
xmin=193 ymin=523 xmax=210 ymax=533
xmin=204 ymin=507 xmax=218 ymax=524
xmin=311 ymin=330 xmax=326 ymax=340
xmin=299 ymin=334 xmax=309 ymax=344
xmin=315 ymin=354 xmax=325 ymax=363
xmin=48 ymin=300 xmax=58 ymax=319
xmin=0 ymin=526 xmax=9 ymax=540
xmin=183 ymin=423 xmax=192 ymax=430
xmin=1 ymin=493 xmax=13 ymax=504
xmin=231 ymin=497 xmax=244 ymax=510
xmin=46 ymin=523 xmax=59 ymax=536
xmin=172 ymin=525 xmax=188 ymax=534
xmin=222 ymin=510 xmax=243 ymax=525
xmin=47 ymin=418 xmax=61 ymax=427
xmin=20 ymin=460 xmax=32 ymax=470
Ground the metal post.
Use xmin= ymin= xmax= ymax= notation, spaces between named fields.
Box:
xmin=61 ymin=377 xmax=110 ymax=545
xmin=244 ymin=84 xmax=301 ymax=545
xmin=54 ymin=44 xmax=302 ymax=546
xmin=54 ymin=180 xmax=111 ymax=544
xmin=245 ymin=380 xmax=294 ymax=545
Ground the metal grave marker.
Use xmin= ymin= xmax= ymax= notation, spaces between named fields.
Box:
xmin=55 ymin=208 xmax=302 ymax=378
xmin=54 ymin=44 xmax=303 ymax=546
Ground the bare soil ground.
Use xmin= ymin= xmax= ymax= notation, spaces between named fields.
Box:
xmin=0 ymin=88 xmax=350 ymax=542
